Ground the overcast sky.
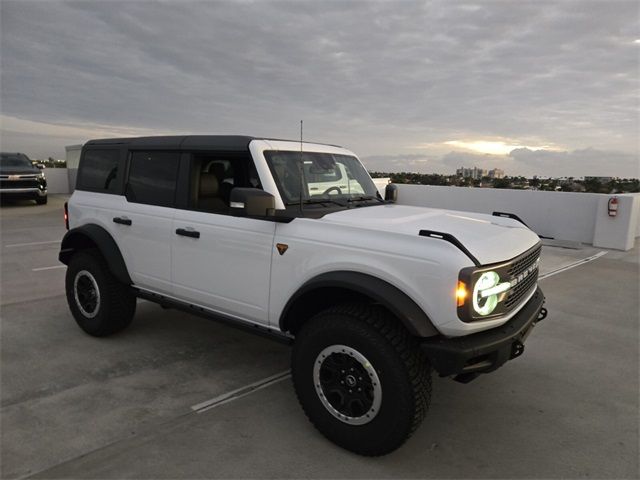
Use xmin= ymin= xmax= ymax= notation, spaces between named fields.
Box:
xmin=1 ymin=0 xmax=638 ymax=177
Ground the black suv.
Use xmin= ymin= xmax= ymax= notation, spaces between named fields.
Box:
xmin=0 ymin=153 xmax=48 ymax=204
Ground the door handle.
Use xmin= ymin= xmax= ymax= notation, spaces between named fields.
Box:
xmin=113 ymin=217 xmax=132 ymax=226
xmin=175 ymin=228 xmax=200 ymax=239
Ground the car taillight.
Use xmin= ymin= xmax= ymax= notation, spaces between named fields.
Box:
xmin=64 ymin=202 xmax=69 ymax=230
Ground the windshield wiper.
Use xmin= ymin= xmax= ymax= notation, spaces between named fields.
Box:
xmin=347 ymin=195 xmax=384 ymax=204
xmin=287 ymin=198 xmax=348 ymax=207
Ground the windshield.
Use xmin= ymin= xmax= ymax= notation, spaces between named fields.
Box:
xmin=0 ymin=153 xmax=33 ymax=169
xmin=264 ymin=151 xmax=379 ymax=205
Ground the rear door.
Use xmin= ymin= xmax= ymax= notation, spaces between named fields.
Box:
xmin=171 ymin=151 xmax=275 ymax=325
xmin=115 ymin=150 xmax=180 ymax=294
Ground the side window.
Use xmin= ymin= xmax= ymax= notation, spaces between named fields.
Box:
xmin=188 ymin=153 xmax=260 ymax=214
xmin=77 ymin=149 xmax=120 ymax=193
xmin=126 ymin=151 xmax=179 ymax=207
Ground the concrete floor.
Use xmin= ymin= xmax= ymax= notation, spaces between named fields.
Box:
xmin=1 ymin=195 xmax=638 ymax=479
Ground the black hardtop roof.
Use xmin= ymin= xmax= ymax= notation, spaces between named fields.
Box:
xmin=83 ymin=135 xmax=342 ymax=150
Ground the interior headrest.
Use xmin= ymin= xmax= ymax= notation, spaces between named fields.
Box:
xmin=211 ymin=163 xmax=226 ymax=179
xmin=200 ymin=173 xmax=219 ymax=197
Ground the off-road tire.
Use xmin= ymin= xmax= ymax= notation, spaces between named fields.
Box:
xmin=292 ymin=303 xmax=432 ymax=456
xmin=65 ymin=249 xmax=136 ymax=336
xmin=35 ymin=195 xmax=47 ymax=205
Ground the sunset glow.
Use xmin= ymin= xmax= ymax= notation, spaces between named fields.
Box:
xmin=444 ymin=140 xmax=558 ymax=155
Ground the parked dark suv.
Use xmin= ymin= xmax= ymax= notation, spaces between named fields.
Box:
xmin=0 ymin=153 xmax=48 ymax=204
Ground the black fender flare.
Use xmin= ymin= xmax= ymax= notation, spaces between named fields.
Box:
xmin=59 ymin=224 xmax=132 ymax=285
xmin=279 ymin=271 xmax=439 ymax=337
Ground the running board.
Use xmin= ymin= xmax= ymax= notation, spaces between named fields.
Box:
xmin=135 ymin=289 xmax=294 ymax=345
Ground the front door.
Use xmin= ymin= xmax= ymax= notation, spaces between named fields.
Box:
xmin=171 ymin=151 xmax=275 ymax=325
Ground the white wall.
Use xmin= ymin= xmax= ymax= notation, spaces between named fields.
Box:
xmin=395 ymin=184 xmax=639 ymax=251
xmin=65 ymin=145 xmax=82 ymax=169
xmin=65 ymin=144 xmax=82 ymax=192
xmin=43 ymin=168 xmax=69 ymax=194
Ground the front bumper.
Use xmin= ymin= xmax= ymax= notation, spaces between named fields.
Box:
xmin=0 ymin=187 xmax=47 ymax=194
xmin=422 ymin=287 xmax=546 ymax=379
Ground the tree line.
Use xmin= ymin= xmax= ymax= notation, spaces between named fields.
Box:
xmin=369 ymin=172 xmax=640 ymax=193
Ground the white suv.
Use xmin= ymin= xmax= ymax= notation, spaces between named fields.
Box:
xmin=59 ymin=136 xmax=547 ymax=456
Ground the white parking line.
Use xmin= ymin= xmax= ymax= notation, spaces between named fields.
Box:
xmin=539 ymin=251 xmax=607 ymax=280
xmin=32 ymin=265 xmax=65 ymax=272
xmin=5 ymin=240 xmax=60 ymax=248
xmin=192 ymin=371 xmax=291 ymax=414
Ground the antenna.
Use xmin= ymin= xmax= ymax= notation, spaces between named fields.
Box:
xmin=299 ymin=120 xmax=304 ymax=214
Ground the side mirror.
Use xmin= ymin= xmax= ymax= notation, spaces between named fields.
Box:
xmin=230 ymin=188 xmax=276 ymax=217
xmin=35 ymin=164 xmax=45 ymax=169
xmin=385 ymin=183 xmax=398 ymax=203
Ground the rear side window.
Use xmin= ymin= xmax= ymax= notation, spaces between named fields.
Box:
xmin=77 ymin=150 xmax=120 ymax=193
xmin=126 ymin=151 xmax=179 ymax=207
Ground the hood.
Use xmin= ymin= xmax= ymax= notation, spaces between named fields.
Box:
xmin=0 ymin=166 xmax=39 ymax=175
xmin=320 ymin=204 xmax=540 ymax=265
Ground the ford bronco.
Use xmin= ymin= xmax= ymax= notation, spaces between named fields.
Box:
xmin=59 ymin=136 xmax=546 ymax=455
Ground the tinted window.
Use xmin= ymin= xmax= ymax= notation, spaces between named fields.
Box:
xmin=126 ymin=151 xmax=179 ymax=207
xmin=77 ymin=150 xmax=120 ymax=193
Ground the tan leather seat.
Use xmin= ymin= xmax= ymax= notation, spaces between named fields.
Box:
xmin=209 ymin=163 xmax=233 ymax=204
xmin=198 ymin=173 xmax=226 ymax=212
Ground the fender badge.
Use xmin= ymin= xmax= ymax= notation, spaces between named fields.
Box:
xmin=276 ymin=243 xmax=289 ymax=255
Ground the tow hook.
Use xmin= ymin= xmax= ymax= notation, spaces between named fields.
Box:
xmin=537 ymin=306 xmax=548 ymax=322
xmin=510 ymin=340 xmax=525 ymax=359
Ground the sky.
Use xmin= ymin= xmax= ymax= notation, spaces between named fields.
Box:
xmin=1 ymin=0 xmax=638 ymax=177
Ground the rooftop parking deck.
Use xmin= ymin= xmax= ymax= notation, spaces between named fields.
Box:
xmin=1 ymin=196 xmax=638 ymax=479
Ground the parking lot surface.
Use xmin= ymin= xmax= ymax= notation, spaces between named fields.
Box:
xmin=1 ymin=195 xmax=638 ymax=479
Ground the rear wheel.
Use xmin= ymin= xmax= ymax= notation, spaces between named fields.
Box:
xmin=65 ymin=249 xmax=136 ymax=336
xmin=292 ymin=303 xmax=431 ymax=456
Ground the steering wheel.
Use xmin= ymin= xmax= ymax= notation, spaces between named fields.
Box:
xmin=322 ymin=186 xmax=342 ymax=196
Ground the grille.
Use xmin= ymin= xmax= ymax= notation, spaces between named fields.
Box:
xmin=0 ymin=179 xmax=39 ymax=189
xmin=505 ymin=269 xmax=538 ymax=308
xmin=504 ymin=244 xmax=541 ymax=309
xmin=507 ymin=244 xmax=541 ymax=277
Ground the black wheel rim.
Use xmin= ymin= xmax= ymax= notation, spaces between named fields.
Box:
xmin=313 ymin=345 xmax=382 ymax=425
xmin=73 ymin=270 xmax=100 ymax=318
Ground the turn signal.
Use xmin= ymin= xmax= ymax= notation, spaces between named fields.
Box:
xmin=456 ymin=281 xmax=468 ymax=307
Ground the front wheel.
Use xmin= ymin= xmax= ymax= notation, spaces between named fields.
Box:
xmin=35 ymin=195 xmax=47 ymax=205
xmin=292 ymin=304 xmax=432 ymax=456
xmin=65 ymin=249 xmax=136 ymax=336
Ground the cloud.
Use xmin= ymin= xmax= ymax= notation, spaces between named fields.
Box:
xmin=0 ymin=0 xmax=638 ymax=175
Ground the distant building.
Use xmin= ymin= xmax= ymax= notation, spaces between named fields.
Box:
xmin=456 ymin=166 xmax=505 ymax=179
xmin=488 ymin=168 xmax=505 ymax=179
xmin=456 ymin=166 xmax=487 ymax=179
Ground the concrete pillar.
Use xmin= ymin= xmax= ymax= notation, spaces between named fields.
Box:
xmin=593 ymin=194 xmax=640 ymax=251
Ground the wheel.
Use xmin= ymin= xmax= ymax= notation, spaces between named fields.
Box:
xmin=35 ymin=195 xmax=47 ymax=205
xmin=65 ymin=249 xmax=136 ymax=336
xmin=292 ymin=303 xmax=432 ymax=456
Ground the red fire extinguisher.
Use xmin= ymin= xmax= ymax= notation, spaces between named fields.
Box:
xmin=608 ymin=197 xmax=618 ymax=217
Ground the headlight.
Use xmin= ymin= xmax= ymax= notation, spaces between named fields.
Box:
xmin=457 ymin=266 xmax=514 ymax=321
xmin=457 ymin=243 xmax=542 ymax=322
xmin=37 ymin=172 xmax=45 ymax=179
xmin=472 ymin=271 xmax=510 ymax=316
